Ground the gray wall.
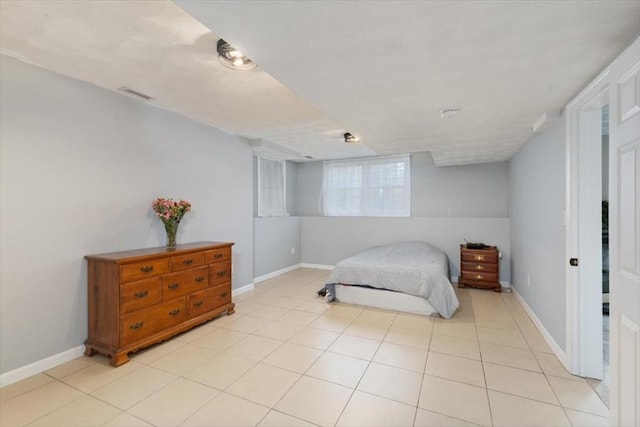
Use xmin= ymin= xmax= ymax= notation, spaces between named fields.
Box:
xmin=296 ymin=152 xmax=509 ymax=218
xmin=411 ymin=152 xmax=509 ymax=217
xmin=295 ymin=152 xmax=511 ymax=283
xmin=301 ymin=217 xmax=510 ymax=283
xmin=0 ymin=55 xmax=254 ymax=374
xmin=509 ymin=114 xmax=567 ymax=351
xmin=254 ymin=217 xmax=301 ymax=278
xmin=252 ymin=160 xmax=301 ymax=279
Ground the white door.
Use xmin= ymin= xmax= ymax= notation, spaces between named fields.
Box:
xmin=609 ymin=36 xmax=640 ymax=427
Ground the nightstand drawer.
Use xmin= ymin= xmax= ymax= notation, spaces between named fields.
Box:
xmin=461 ymin=271 xmax=499 ymax=283
xmin=462 ymin=262 xmax=498 ymax=273
xmin=462 ymin=251 xmax=498 ymax=264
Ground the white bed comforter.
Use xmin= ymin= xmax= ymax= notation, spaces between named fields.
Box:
xmin=326 ymin=241 xmax=459 ymax=319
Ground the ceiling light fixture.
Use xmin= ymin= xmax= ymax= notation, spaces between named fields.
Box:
xmin=216 ymin=39 xmax=256 ymax=71
xmin=344 ymin=132 xmax=360 ymax=143
xmin=440 ymin=107 xmax=461 ymax=119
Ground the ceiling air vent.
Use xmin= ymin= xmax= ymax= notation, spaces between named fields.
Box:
xmin=117 ymin=87 xmax=154 ymax=101
xmin=303 ymin=155 xmax=314 ymax=159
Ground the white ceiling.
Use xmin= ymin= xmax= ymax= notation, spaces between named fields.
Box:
xmin=1 ymin=1 xmax=639 ymax=165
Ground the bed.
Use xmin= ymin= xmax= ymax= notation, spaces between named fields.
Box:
xmin=323 ymin=241 xmax=459 ymax=319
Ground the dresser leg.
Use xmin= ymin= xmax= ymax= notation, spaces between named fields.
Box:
xmin=84 ymin=346 xmax=95 ymax=357
xmin=493 ymin=287 xmax=502 ymax=293
xmin=227 ymin=303 xmax=236 ymax=315
xmin=111 ymin=352 xmax=130 ymax=367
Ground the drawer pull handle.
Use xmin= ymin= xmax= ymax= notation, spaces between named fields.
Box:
xmin=140 ymin=266 xmax=154 ymax=273
xmin=182 ymin=259 xmax=194 ymax=266
xmin=130 ymin=321 xmax=144 ymax=330
xmin=134 ymin=290 xmax=149 ymax=298
xmin=475 ymin=265 xmax=484 ymax=270
xmin=476 ymin=274 xmax=483 ymax=280
xmin=217 ymin=271 xmax=227 ymax=277
xmin=193 ymin=300 xmax=204 ymax=307
xmin=169 ymin=309 xmax=181 ymax=316
xmin=219 ymin=291 xmax=228 ymax=298
xmin=474 ymin=255 xmax=484 ymax=261
xmin=168 ymin=283 xmax=179 ymax=290
xmin=214 ymin=253 xmax=223 ymax=259
xmin=195 ymin=276 xmax=205 ymax=283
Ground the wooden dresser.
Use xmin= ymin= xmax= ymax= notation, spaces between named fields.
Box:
xmin=84 ymin=241 xmax=235 ymax=366
xmin=458 ymin=244 xmax=501 ymax=292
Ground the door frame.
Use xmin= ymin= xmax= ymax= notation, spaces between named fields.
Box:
xmin=565 ymin=69 xmax=609 ymax=379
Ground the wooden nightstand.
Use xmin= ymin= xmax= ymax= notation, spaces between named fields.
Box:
xmin=458 ymin=244 xmax=501 ymax=292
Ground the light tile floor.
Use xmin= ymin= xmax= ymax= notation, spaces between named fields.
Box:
xmin=1 ymin=268 xmax=611 ymax=427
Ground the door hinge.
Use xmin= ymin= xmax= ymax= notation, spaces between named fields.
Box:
xmin=569 ymin=258 xmax=579 ymax=266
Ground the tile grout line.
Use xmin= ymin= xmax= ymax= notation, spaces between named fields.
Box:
xmin=471 ymin=291 xmax=496 ymax=427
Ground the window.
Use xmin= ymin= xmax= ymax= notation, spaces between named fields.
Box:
xmin=257 ymin=157 xmax=288 ymax=217
xmin=322 ymin=154 xmax=410 ymax=216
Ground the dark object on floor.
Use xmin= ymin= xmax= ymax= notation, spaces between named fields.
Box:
xmin=317 ymin=287 xmax=327 ymax=297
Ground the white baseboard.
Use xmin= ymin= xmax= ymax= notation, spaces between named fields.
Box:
xmin=253 ymin=264 xmax=302 ymax=283
xmin=0 ymin=345 xmax=85 ymax=388
xmin=1 ymin=278 xmax=283 ymax=389
xmin=301 ymin=263 xmax=334 ymax=270
xmin=512 ymin=287 xmax=568 ymax=367
xmin=232 ymin=282 xmax=255 ymax=296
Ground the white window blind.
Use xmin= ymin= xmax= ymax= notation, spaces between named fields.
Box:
xmin=322 ymin=154 xmax=411 ymax=217
xmin=258 ymin=157 xmax=288 ymax=217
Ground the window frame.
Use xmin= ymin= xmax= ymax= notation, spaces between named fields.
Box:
xmin=321 ymin=154 xmax=411 ymax=217
xmin=257 ymin=157 xmax=289 ymax=217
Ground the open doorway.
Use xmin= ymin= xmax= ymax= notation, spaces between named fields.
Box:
xmin=584 ymin=104 xmax=610 ymax=406
xmin=565 ymin=76 xmax=607 ymax=383
xmin=567 ymin=36 xmax=640 ymax=426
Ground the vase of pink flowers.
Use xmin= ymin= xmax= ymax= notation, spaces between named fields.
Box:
xmin=152 ymin=198 xmax=192 ymax=248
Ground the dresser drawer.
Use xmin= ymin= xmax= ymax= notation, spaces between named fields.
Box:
xmin=461 ymin=271 xmax=499 ymax=283
xmin=461 ymin=251 xmax=498 ymax=264
xmin=121 ymin=259 xmax=170 ymax=283
xmin=204 ymin=247 xmax=231 ymax=264
xmin=121 ymin=277 xmax=161 ymax=314
xmin=162 ymin=266 xmax=209 ymax=300
xmin=210 ymin=262 xmax=231 ymax=285
xmin=461 ymin=262 xmax=498 ymax=273
xmin=170 ymin=252 xmax=205 ymax=272
xmin=121 ymin=298 xmax=186 ymax=346
xmin=187 ymin=283 xmax=232 ymax=318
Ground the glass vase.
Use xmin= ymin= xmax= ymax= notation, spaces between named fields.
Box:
xmin=164 ymin=220 xmax=179 ymax=248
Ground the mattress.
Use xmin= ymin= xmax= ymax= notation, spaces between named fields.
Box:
xmin=325 ymin=241 xmax=459 ymax=318
xmin=332 ymin=284 xmax=439 ymax=316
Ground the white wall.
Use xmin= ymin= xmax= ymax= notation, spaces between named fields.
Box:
xmin=0 ymin=56 xmax=254 ymax=374
xmin=301 ymin=217 xmax=510 ymax=283
xmin=509 ymin=114 xmax=567 ymax=351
